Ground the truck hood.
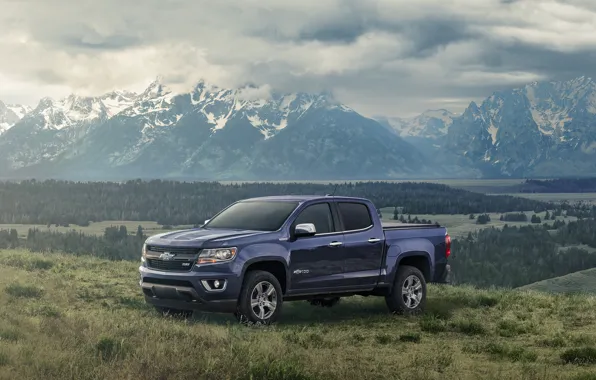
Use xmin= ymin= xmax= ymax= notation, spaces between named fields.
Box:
xmin=146 ymin=228 xmax=269 ymax=247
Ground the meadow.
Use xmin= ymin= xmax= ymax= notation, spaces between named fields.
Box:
xmin=0 ymin=220 xmax=192 ymax=239
xmin=521 ymin=267 xmax=596 ymax=295
xmin=1 ymin=249 xmax=596 ymax=380
xmin=379 ymin=209 xmax=576 ymax=238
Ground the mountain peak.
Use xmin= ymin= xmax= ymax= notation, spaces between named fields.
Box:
xmin=445 ymin=75 xmax=596 ymax=178
xmin=36 ymin=97 xmax=54 ymax=110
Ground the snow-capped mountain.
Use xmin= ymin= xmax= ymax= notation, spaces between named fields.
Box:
xmin=0 ymin=91 xmax=140 ymax=173
xmin=0 ymin=78 xmax=438 ymax=180
xmin=444 ymin=76 xmax=596 ymax=177
xmin=377 ymin=109 xmax=456 ymax=139
xmin=0 ymin=101 xmax=31 ymax=135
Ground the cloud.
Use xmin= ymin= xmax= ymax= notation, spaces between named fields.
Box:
xmin=1 ymin=0 xmax=596 ymax=117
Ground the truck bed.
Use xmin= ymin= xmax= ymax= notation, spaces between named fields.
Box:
xmin=381 ymin=221 xmax=441 ymax=230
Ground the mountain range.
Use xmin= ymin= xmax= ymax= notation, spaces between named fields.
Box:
xmin=1 ymin=76 xmax=596 ymax=180
xmin=0 ymin=79 xmax=434 ymax=180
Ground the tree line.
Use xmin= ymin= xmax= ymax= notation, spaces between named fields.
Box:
xmin=519 ymin=178 xmax=596 ymax=193
xmin=0 ymin=179 xmax=552 ymax=226
xmin=0 ymin=225 xmax=146 ymax=261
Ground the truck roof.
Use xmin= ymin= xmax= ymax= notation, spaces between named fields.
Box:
xmin=241 ymin=195 xmax=371 ymax=203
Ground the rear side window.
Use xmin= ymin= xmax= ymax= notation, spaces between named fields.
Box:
xmin=338 ymin=202 xmax=373 ymax=231
xmin=294 ymin=203 xmax=334 ymax=234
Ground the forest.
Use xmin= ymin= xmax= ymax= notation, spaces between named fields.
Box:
xmin=0 ymin=225 xmax=146 ymax=261
xmin=518 ymin=177 xmax=596 ymax=193
xmin=450 ymin=218 xmax=596 ymax=288
xmin=0 ymin=179 xmax=552 ymax=226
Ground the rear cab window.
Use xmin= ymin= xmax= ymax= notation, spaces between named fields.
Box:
xmin=337 ymin=202 xmax=373 ymax=231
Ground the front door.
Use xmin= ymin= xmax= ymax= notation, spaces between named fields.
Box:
xmin=288 ymin=202 xmax=346 ymax=293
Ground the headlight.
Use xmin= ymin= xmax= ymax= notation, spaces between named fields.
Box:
xmin=141 ymin=244 xmax=147 ymax=262
xmin=197 ymin=247 xmax=237 ymax=264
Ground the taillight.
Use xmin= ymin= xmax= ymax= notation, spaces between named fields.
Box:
xmin=445 ymin=233 xmax=451 ymax=259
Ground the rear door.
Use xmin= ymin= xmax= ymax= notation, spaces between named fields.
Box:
xmin=287 ymin=201 xmax=346 ymax=293
xmin=335 ymin=201 xmax=384 ymax=288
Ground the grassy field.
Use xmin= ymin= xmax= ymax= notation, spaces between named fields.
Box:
xmin=379 ymin=209 xmax=576 ymax=238
xmin=0 ymin=221 xmax=194 ymax=238
xmin=1 ymin=249 xmax=596 ymax=379
xmin=520 ymin=268 xmax=596 ymax=295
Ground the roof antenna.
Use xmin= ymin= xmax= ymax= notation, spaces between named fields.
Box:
xmin=326 ymin=183 xmax=339 ymax=197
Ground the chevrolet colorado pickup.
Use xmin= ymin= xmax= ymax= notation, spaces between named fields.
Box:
xmin=139 ymin=195 xmax=451 ymax=324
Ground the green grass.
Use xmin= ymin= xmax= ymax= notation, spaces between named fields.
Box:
xmin=2 ymin=249 xmax=596 ymax=379
xmin=519 ymin=268 xmax=596 ymax=294
xmin=379 ymin=209 xmax=576 ymax=238
xmin=0 ymin=220 xmax=194 ymax=238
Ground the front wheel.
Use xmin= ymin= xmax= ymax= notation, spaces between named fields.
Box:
xmin=235 ymin=270 xmax=283 ymax=325
xmin=385 ymin=265 xmax=427 ymax=315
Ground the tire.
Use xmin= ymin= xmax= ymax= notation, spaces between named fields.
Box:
xmin=307 ymin=297 xmax=341 ymax=307
xmin=235 ymin=270 xmax=283 ymax=325
xmin=154 ymin=306 xmax=193 ymax=319
xmin=385 ymin=265 xmax=427 ymax=315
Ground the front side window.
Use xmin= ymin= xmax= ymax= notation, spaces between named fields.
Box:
xmin=205 ymin=201 xmax=299 ymax=231
xmin=293 ymin=203 xmax=335 ymax=234
xmin=337 ymin=202 xmax=373 ymax=231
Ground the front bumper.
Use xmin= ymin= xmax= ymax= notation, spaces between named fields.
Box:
xmin=139 ymin=265 xmax=241 ymax=313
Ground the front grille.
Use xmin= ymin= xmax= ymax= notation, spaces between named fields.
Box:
xmin=146 ymin=259 xmax=194 ymax=272
xmin=145 ymin=245 xmax=198 ymax=272
xmin=146 ymin=245 xmax=200 ymax=255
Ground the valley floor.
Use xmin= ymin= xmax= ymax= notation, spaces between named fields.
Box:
xmin=1 ymin=249 xmax=596 ymax=380
xmin=379 ymin=209 xmax=575 ymax=238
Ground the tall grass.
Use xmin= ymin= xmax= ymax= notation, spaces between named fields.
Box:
xmin=1 ymin=249 xmax=596 ymax=379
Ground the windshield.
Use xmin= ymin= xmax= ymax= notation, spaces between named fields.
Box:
xmin=204 ymin=200 xmax=299 ymax=231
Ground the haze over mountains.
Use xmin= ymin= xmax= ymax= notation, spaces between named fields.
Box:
xmin=1 ymin=76 xmax=596 ymax=180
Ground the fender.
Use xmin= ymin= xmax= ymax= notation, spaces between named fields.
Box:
xmin=240 ymin=255 xmax=291 ymax=292
xmin=385 ymin=250 xmax=433 ymax=288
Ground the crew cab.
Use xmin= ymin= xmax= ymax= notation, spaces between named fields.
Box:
xmin=139 ymin=195 xmax=451 ymax=324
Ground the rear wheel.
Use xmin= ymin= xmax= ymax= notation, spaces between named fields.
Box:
xmin=385 ymin=265 xmax=427 ymax=315
xmin=235 ymin=270 xmax=283 ymax=325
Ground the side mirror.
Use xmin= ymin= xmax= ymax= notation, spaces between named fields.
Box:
xmin=295 ymin=223 xmax=316 ymax=237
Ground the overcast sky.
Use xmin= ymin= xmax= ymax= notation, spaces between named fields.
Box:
xmin=1 ymin=0 xmax=596 ymax=117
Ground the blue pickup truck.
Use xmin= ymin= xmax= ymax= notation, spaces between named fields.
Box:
xmin=139 ymin=195 xmax=451 ymax=324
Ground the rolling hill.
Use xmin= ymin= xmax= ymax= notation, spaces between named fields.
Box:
xmin=519 ymin=267 xmax=596 ymax=294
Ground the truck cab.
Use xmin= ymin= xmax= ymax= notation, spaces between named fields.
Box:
xmin=139 ymin=195 xmax=451 ymax=324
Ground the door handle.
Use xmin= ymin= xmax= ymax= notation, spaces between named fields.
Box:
xmin=328 ymin=241 xmax=343 ymax=247
xmin=368 ymin=238 xmax=381 ymax=243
